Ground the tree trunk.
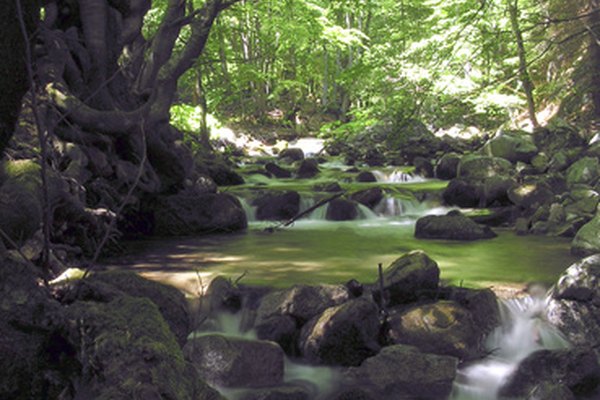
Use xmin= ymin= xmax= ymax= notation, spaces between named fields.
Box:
xmin=508 ymin=0 xmax=540 ymax=129
xmin=587 ymin=0 xmax=600 ymax=126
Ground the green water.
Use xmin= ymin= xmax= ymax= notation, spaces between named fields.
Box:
xmin=111 ymin=217 xmax=577 ymax=292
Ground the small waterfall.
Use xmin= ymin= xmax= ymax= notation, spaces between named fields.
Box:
xmin=357 ymin=203 xmax=379 ymax=219
xmin=451 ymin=295 xmax=569 ymax=400
xmin=372 ymin=169 xmax=426 ymax=183
xmin=237 ymin=197 xmax=256 ymax=222
xmin=374 ymin=197 xmax=452 ymax=218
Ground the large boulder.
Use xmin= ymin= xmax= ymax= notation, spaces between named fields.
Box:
xmin=435 ymin=153 xmax=461 ymax=180
xmin=442 ymin=179 xmax=480 ymax=207
xmin=69 ymin=270 xmax=191 ymax=347
xmin=565 ymin=156 xmax=600 ymax=187
xmin=184 ymin=334 xmax=285 ymax=388
xmin=0 ymin=261 xmax=64 ymax=400
xmin=326 ymin=198 xmax=359 ymax=221
xmin=532 ymin=124 xmax=586 ymax=154
xmin=497 ymin=348 xmax=600 ymax=398
xmin=481 ymin=130 xmax=538 ymax=163
xmin=343 ymin=345 xmax=458 ymax=400
xmin=148 ymin=192 xmax=247 ymax=235
xmin=254 ymin=191 xmax=301 ymax=221
xmin=65 ymin=295 xmax=223 ymax=400
xmin=386 ymin=300 xmax=481 ymax=360
xmin=377 ymin=250 xmax=440 ymax=306
xmin=299 ymin=297 xmax=380 ymax=366
xmin=296 ymin=159 xmax=320 ymax=179
xmin=508 ymin=181 xmax=556 ymax=210
xmin=415 ymin=211 xmax=497 ymax=241
xmin=546 ymin=254 xmax=600 ymax=356
xmin=457 ymin=155 xmax=513 ymax=182
xmin=571 ymin=215 xmax=600 ymax=256
xmin=254 ymin=284 xmax=350 ymax=350
xmin=440 ymin=287 xmax=500 ymax=340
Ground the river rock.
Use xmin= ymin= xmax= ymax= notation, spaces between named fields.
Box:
xmin=386 ymin=300 xmax=481 ymax=360
xmin=571 ymin=215 xmax=600 ymax=256
xmin=457 ymin=155 xmax=513 ymax=182
xmin=533 ymin=124 xmax=586 ymax=154
xmin=497 ymin=348 xmax=600 ymax=398
xmin=299 ymin=297 xmax=380 ymax=366
xmin=546 ymin=255 xmax=600 ymax=356
xmin=344 ymin=345 xmax=458 ymax=400
xmin=566 ymin=156 xmax=600 ymax=187
xmin=184 ymin=334 xmax=285 ymax=388
xmin=441 ymin=287 xmax=501 ymax=339
xmin=279 ymin=148 xmax=305 ymax=162
xmin=479 ymin=176 xmax=514 ymax=207
xmin=148 ymin=192 xmax=247 ymax=235
xmin=254 ymin=191 xmax=301 ymax=220
xmin=238 ymin=383 xmax=314 ymax=400
xmin=415 ymin=211 xmax=497 ymax=240
xmin=442 ymin=179 xmax=480 ymax=207
xmin=413 ymin=156 xmax=434 ymax=178
xmin=356 ymin=171 xmax=377 ymax=182
xmin=481 ymin=130 xmax=538 ymax=163
xmin=326 ymin=198 xmax=359 ymax=221
xmin=296 ymin=159 xmax=320 ymax=178
xmin=435 ymin=153 xmax=461 ymax=180
xmin=526 ymin=382 xmax=575 ymax=400
xmin=265 ymin=162 xmax=292 ymax=178
xmin=377 ymin=250 xmax=440 ymax=305
xmin=507 ymin=181 xmax=555 ymax=210
xmin=350 ymin=188 xmax=384 ymax=209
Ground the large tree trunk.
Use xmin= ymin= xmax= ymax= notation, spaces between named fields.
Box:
xmin=0 ymin=0 xmax=39 ymax=156
xmin=29 ymin=0 xmax=239 ymax=254
xmin=587 ymin=0 xmax=600 ymax=125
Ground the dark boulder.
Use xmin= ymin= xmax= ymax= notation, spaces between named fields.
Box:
xmin=413 ymin=156 xmax=434 ymax=178
xmin=356 ymin=171 xmax=377 ymax=182
xmin=299 ymin=297 xmax=381 ymax=366
xmin=507 ymin=181 xmax=555 ymax=210
xmin=296 ymin=159 xmax=320 ymax=179
xmin=254 ymin=191 xmax=301 ymax=221
xmin=344 ymin=345 xmax=457 ymax=400
xmin=498 ymin=348 xmax=600 ymax=398
xmin=265 ymin=162 xmax=292 ymax=178
xmin=279 ymin=148 xmax=305 ymax=162
xmin=442 ymin=179 xmax=480 ymax=207
xmin=376 ymin=250 xmax=440 ymax=305
xmin=350 ymin=188 xmax=384 ymax=209
xmin=184 ymin=334 xmax=285 ymax=388
xmin=435 ymin=153 xmax=461 ymax=180
xmin=326 ymin=198 xmax=359 ymax=221
xmin=457 ymin=155 xmax=513 ymax=182
xmin=415 ymin=211 xmax=497 ymax=240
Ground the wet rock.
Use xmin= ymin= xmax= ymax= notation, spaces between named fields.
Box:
xmin=254 ymin=191 xmax=301 ymax=221
xmin=566 ymin=156 xmax=600 ymax=187
xmin=344 ymin=345 xmax=457 ymax=400
xmin=149 ymin=192 xmax=248 ymax=235
xmin=441 ymin=287 xmax=500 ymax=339
xmin=71 ymin=270 xmax=192 ymax=347
xmin=356 ymin=171 xmax=377 ymax=182
xmin=350 ymin=188 xmax=384 ymax=209
xmin=238 ymin=383 xmax=314 ymax=400
xmin=202 ymin=161 xmax=245 ymax=186
xmin=479 ymin=176 xmax=515 ymax=207
xmin=435 ymin=153 xmax=461 ymax=180
xmin=299 ymin=297 xmax=380 ymax=366
xmin=377 ymin=250 xmax=440 ymax=305
xmin=66 ymin=295 xmax=222 ymax=399
xmin=279 ymin=148 xmax=305 ymax=162
xmin=571 ymin=215 xmax=600 ymax=256
xmin=526 ymin=382 xmax=575 ymax=400
xmin=415 ymin=211 xmax=497 ymax=240
xmin=413 ymin=156 xmax=434 ymax=178
xmin=457 ymin=155 xmax=513 ymax=182
xmin=386 ymin=300 xmax=481 ymax=360
xmin=481 ymin=130 xmax=538 ymax=163
xmin=546 ymin=255 xmax=600 ymax=357
xmin=204 ymin=275 xmax=242 ymax=314
xmin=497 ymin=348 xmax=600 ymax=398
xmin=507 ymin=181 xmax=555 ymax=209
xmin=326 ymin=198 xmax=359 ymax=221
xmin=296 ymin=159 xmax=320 ymax=179
xmin=184 ymin=334 xmax=285 ymax=388
xmin=442 ymin=179 xmax=480 ymax=207
xmin=265 ymin=162 xmax=292 ymax=178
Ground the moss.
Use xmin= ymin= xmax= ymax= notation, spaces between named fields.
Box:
xmin=66 ymin=295 xmax=222 ymax=399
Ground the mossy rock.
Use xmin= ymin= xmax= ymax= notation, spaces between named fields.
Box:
xmin=68 ymin=271 xmax=192 ymax=347
xmin=65 ymin=295 xmax=223 ymax=400
xmin=0 ymin=160 xmax=42 ymax=245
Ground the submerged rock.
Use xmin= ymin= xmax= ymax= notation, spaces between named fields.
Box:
xmin=184 ymin=334 xmax=285 ymax=388
xmin=344 ymin=345 xmax=457 ymax=400
xmin=415 ymin=211 xmax=497 ymax=240
xmin=299 ymin=297 xmax=380 ymax=366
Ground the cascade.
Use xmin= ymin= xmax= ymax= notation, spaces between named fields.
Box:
xmin=451 ymin=295 xmax=569 ymax=400
xmin=372 ymin=169 xmax=426 ymax=183
xmin=237 ymin=197 xmax=256 ymax=222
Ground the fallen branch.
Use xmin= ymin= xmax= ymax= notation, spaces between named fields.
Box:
xmin=265 ymin=191 xmax=346 ymax=232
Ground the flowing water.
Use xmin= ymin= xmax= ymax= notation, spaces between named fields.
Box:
xmin=452 ymin=295 xmax=569 ymax=399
